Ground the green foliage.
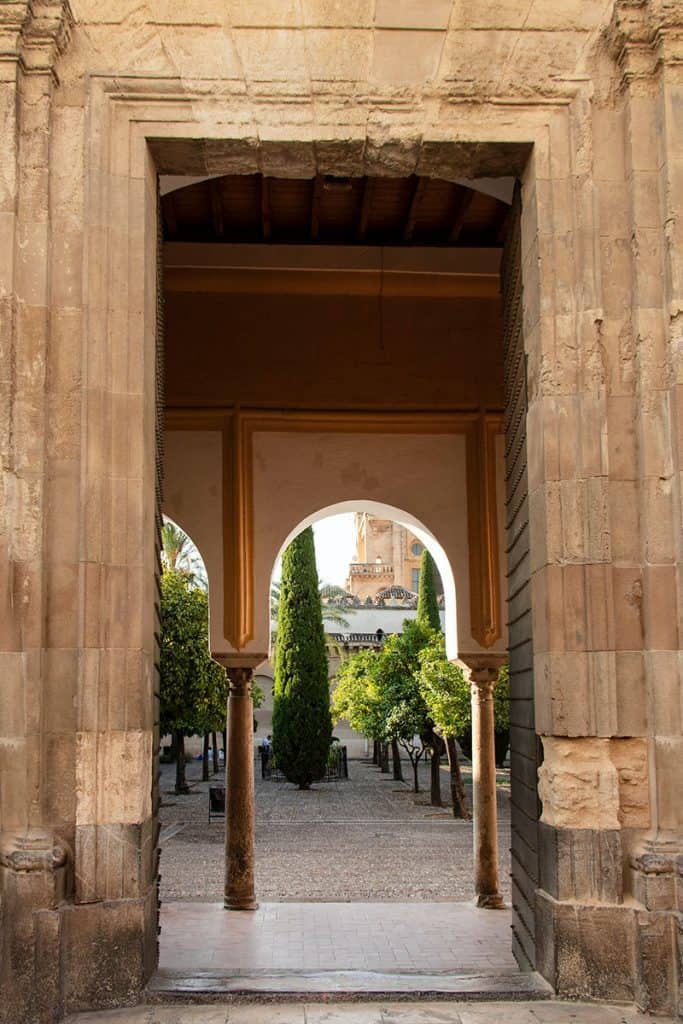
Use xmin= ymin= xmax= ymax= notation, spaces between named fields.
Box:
xmin=418 ymin=633 xmax=471 ymax=738
xmin=161 ymin=518 xmax=207 ymax=590
xmin=419 ymin=637 xmax=510 ymax=743
xmin=272 ymin=527 xmax=332 ymax=788
xmin=332 ymin=648 xmax=384 ymax=740
xmin=493 ymin=663 xmax=510 ymax=732
xmin=334 ymin=619 xmax=435 ymax=788
xmin=377 ymin=621 xmax=433 ymax=746
xmin=417 ymin=549 xmax=441 ymax=632
xmin=160 ymin=569 xmax=227 ymax=737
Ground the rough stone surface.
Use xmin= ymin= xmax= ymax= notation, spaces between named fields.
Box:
xmin=3 ymin=0 xmax=683 ymax=1020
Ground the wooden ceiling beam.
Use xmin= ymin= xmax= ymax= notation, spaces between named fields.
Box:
xmin=260 ymin=176 xmax=272 ymax=241
xmin=448 ymin=186 xmax=476 ymax=244
xmin=402 ymin=176 xmax=427 ymax=243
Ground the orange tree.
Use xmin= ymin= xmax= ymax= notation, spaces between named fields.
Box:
xmin=160 ymin=569 xmax=227 ymax=793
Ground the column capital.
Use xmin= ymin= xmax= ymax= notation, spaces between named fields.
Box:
xmin=225 ymin=665 xmax=253 ymax=697
xmin=455 ymin=652 xmax=507 ymax=686
xmin=213 ymin=653 xmax=268 ymax=694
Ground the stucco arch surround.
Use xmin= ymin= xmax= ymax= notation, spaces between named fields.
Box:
xmin=164 ymin=427 xmax=499 ymax=661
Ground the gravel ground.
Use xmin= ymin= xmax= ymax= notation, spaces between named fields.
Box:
xmin=158 ymin=755 xmax=511 ymax=903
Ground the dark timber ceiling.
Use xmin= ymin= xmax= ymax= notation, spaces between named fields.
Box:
xmin=161 ymin=174 xmax=510 ymax=247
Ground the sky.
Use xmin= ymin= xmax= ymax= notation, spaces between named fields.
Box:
xmin=312 ymin=513 xmax=356 ymax=587
xmin=272 ymin=512 xmax=356 ymax=587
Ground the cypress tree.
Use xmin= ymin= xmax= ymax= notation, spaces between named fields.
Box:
xmin=272 ymin=526 xmax=332 ymax=789
xmin=417 ymin=548 xmax=441 ymax=632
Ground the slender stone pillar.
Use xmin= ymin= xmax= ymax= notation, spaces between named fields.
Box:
xmin=224 ymin=663 xmax=259 ymax=911
xmin=469 ymin=664 xmax=505 ymax=909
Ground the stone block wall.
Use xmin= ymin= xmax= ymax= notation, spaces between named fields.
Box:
xmin=0 ymin=1 xmax=682 ymax=1020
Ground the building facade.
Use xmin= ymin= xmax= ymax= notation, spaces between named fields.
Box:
xmin=347 ymin=512 xmax=444 ymax=599
xmin=2 ymin=1 xmax=683 ymax=1021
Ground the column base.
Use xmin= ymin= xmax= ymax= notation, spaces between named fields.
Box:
xmin=477 ymin=893 xmax=506 ymax=909
xmin=224 ymin=897 xmax=259 ymax=911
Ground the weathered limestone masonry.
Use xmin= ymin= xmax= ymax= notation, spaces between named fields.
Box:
xmin=0 ymin=1 xmax=682 ymax=1021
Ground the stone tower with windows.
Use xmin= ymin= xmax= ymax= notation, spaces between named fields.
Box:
xmin=346 ymin=513 xmax=443 ymax=600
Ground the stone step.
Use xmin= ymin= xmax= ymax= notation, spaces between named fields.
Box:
xmin=146 ymin=968 xmax=553 ymax=1003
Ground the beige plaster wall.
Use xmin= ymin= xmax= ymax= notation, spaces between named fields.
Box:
xmin=163 ymin=430 xmax=224 ymax=643
xmin=163 ymin=427 xmax=509 ymax=658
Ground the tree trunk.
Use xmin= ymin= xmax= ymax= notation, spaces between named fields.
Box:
xmin=391 ymin=738 xmax=403 ymax=782
xmin=202 ymin=733 xmax=210 ymax=782
xmin=212 ymin=731 xmax=219 ymax=774
xmin=430 ymin=733 xmax=443 ymax=807
xmin=412 ymin=756 xmax=420 ymax=793
xmin=222 ymin=728 xmax=227 ymax=767
xmin=446 ymin=735 xmax=470 ymax=819
xmin=372 ymin=740 xmax=379 ymax=765
xmin=175 ymin=731 xmax=189 ymax=794
xmin=380 ymin=742 xmax=390 ymax=773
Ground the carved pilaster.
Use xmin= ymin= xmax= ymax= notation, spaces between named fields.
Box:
xmin=0 ymin=829 xmax=72 ymax=1024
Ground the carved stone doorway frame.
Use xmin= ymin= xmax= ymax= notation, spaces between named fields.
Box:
xmin=77 ymin=74 xmax=569 ymax=1005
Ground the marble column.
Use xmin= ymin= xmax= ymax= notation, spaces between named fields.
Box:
xmin=469 ymin=663 xmax=505 ymax=909
xmin=224 ymin=662 xmax=260 ymax=911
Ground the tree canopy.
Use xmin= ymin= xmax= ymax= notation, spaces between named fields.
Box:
xmin=161 ymin=518 xmax=207 ymax=590
xmin=159 ymin=569 xmax=227 ymax=738
xmin=416 ymin=549 xmax=441 ymax=632
xmin=272 ymin=527 xmax=333 ymax=789
xmin=418 ymin=632 xmax=471 ymax=739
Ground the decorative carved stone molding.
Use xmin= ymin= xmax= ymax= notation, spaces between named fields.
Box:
xmin=225 ymin=665 xmax=253 ymax=698
xmin=0 ymin=0 xmax=74 ymax=77
xmin=631 ymin=837 xmax=683 ymax=911
xmin=0 ymin=828 xmax=69 ymax=873
xmin=607 ymin=0 xmax=683 ymax=80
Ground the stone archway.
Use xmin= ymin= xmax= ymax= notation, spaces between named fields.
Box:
xmin=5 ymin=4 xmax=683 ymax=1010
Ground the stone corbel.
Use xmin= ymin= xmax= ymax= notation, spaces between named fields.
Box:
xmin=607 ymin=0 xmax=683 ymax=81
xmin=18 ymin=0 xmax=73 ymax=79
xmin=0 ymin=2 xmax=28 ymax=65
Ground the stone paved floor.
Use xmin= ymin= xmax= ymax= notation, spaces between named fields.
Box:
xmin=159 ymin=757 xmax=511 ymax=902
xmin=159 ymin=902 xmax=515 ymax=972
xmin=67 ymin=1001 xmax=675 ymax=1022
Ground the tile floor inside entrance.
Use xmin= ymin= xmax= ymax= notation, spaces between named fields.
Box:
xmin=159 ymin=902 xmax=515 ymax=974
xmin=67 ymin=1002 xmax=676 ymax=1023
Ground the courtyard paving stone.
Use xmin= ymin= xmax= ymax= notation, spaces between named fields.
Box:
xmin=159 ymin=757 xmax=511 ymax=902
